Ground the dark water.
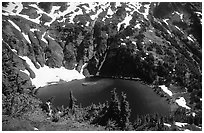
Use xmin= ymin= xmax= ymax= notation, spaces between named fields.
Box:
xmin=37 ymin=77 xmax=170 ymax=121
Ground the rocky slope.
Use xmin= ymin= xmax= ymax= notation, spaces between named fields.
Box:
xmin=2 ymin=2 xmax=202 ymax=130
xmin=2 ymin=2 xmax=201 ymax=79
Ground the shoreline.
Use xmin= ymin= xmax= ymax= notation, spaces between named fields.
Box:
xmin=36 ymin=74 xmax=190 ymax=113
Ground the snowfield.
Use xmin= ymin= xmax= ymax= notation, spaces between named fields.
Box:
xmin=19 ymin=56 xmax=85 ymax=88
xmin=175 ymin=122 xmax=188 ymax=127
xmin=175 ymin=97 xmax=191 ymax=110
xmin=159 ymin=85 xmax=173 ymax=96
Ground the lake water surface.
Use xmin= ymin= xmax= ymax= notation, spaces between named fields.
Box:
xmin=37 ymin=77 xmax=170 ymax=121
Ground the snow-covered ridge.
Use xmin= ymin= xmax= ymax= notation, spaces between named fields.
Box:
xmin=3 ymin=2 xmax=150 ymax=27
xmin=19 ymin=56 xmax=85 ymax=88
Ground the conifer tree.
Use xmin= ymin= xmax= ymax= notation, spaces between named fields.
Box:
xmin=69 ymin=91 xmax=76 ymax=110
xmin=120 ymin=92 xmax=131 ymax=130
xmin=108 ymin=88 xmax=121 ymax=125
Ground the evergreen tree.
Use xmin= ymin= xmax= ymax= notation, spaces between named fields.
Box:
xmin=106 ymin=119 xmax=118 ymax=130
xmin=69 ymin=91 xmax=76 ymax=110
xmin=107 ymin=88 xmax=121 ymax=125
xmin=187 ymin=114 xmax=194 ymax=124
xmin=120 ymin=92 xmax=131 ymax=130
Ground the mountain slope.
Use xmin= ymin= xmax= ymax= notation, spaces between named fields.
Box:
xmin=2 ymin=2 xmax=202 ymax=131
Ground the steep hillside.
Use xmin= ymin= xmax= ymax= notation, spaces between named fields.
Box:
xmin=2 ymin=2 xmax=202 ymax=131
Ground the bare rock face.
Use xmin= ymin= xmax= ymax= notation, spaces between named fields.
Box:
xmin=44 ymin=35 xmax=64 ymax=68
xmin=63 ymin=42 xmax=77 ymax=69
xmin=19 ymin=6 xmax=40 ymax=19
xmin=38 ymin=2 xmax=53 ymax=14
xmin=40 ymin=13 xmax=52 ymax=25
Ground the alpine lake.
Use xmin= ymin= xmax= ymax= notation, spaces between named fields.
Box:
xmin=37 ymin=77 xmax=171 ymax=121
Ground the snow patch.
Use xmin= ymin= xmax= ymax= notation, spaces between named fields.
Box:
xmin=44 ymin=6 xmax=61 ymax=26
xmin=121 ymin=43 xmax=126 ymax=46
xmin=30 ymin=28 xmax=38 ymax=32
xmin=117 ymin=13 xmax=132 ymax=31
xmin=163 ymin=19 xmax=169 ymax=26
xmin=48 ymin=35 xmax=55 ymax=40
xmin=8 ymin=20 xmax=21 ymax=31
xmin=159 ymin=85 xmax=173 ymax=96
xmin=195 ymin=125 xmax=202 ymax=129
xmin=164 ymin=123 xmax=171 ymax=127
xmin=11 ymin=49 xmax=17 ymax=53
xmin=103 ymin=2 xmax=110 ymax=9
xmin=187 ymin=36 xmax=194 ymax=42
xmin=128 ymin=2 xmax=150 ymax=20
xmin=56 ymin=3 xmax=84 ymax=24
xmin=41 ymin=32 xmax=47 ymax=43
xmin=90 ymin=8 xmax=103 ymax=20
xmin=86 ymin=22 xmax=90 ymax=27
xmin=135 ymin=23 xmax=141 ymax=29
xmin=176 ymin=97 xmax=191 ymax=110
xmin=175 ymin=26 xmax=184 ymax=34
xmin=22 ymin=32 xmax=31 ymax=44
xmin=174 ymin=11 xmax=183 ymax=21
xmin=149 ymin=29 xmax=153 ymax=33
xmin=195 ymin=11 xmax=202 ymax=24
xmin=166 ymin=29 xmax=172 ymax=36
xmin=115 ymin=2 xmax=121 ymax=8
xmin=2 ymin=2 xmax=23 ymax=15
xmin=57 ymin=18 xmax=64 ymax=23
xmin=132 ymin=42 xmax=136 ymax=45
xmin=175 ymin=122 xmax=188 ymax=127
xmin=19 ymin=56 xmax=85 ymax=88
xmin=195 ymin=11 xmax=202 ymax=16
xmin=80 ymin=63 xmax=88 ymax=74
xmin=107 ymin=7 xmax=114 ymax=16
xmin=143 ymin=4 xmax=150 ymax=20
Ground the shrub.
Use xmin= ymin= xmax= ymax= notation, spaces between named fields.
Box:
xmin=3 ymin=93 xmax=41 ymax=117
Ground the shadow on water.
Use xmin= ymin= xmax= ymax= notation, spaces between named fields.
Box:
xmin=37 ymin=77 xmax=170 ymax=121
